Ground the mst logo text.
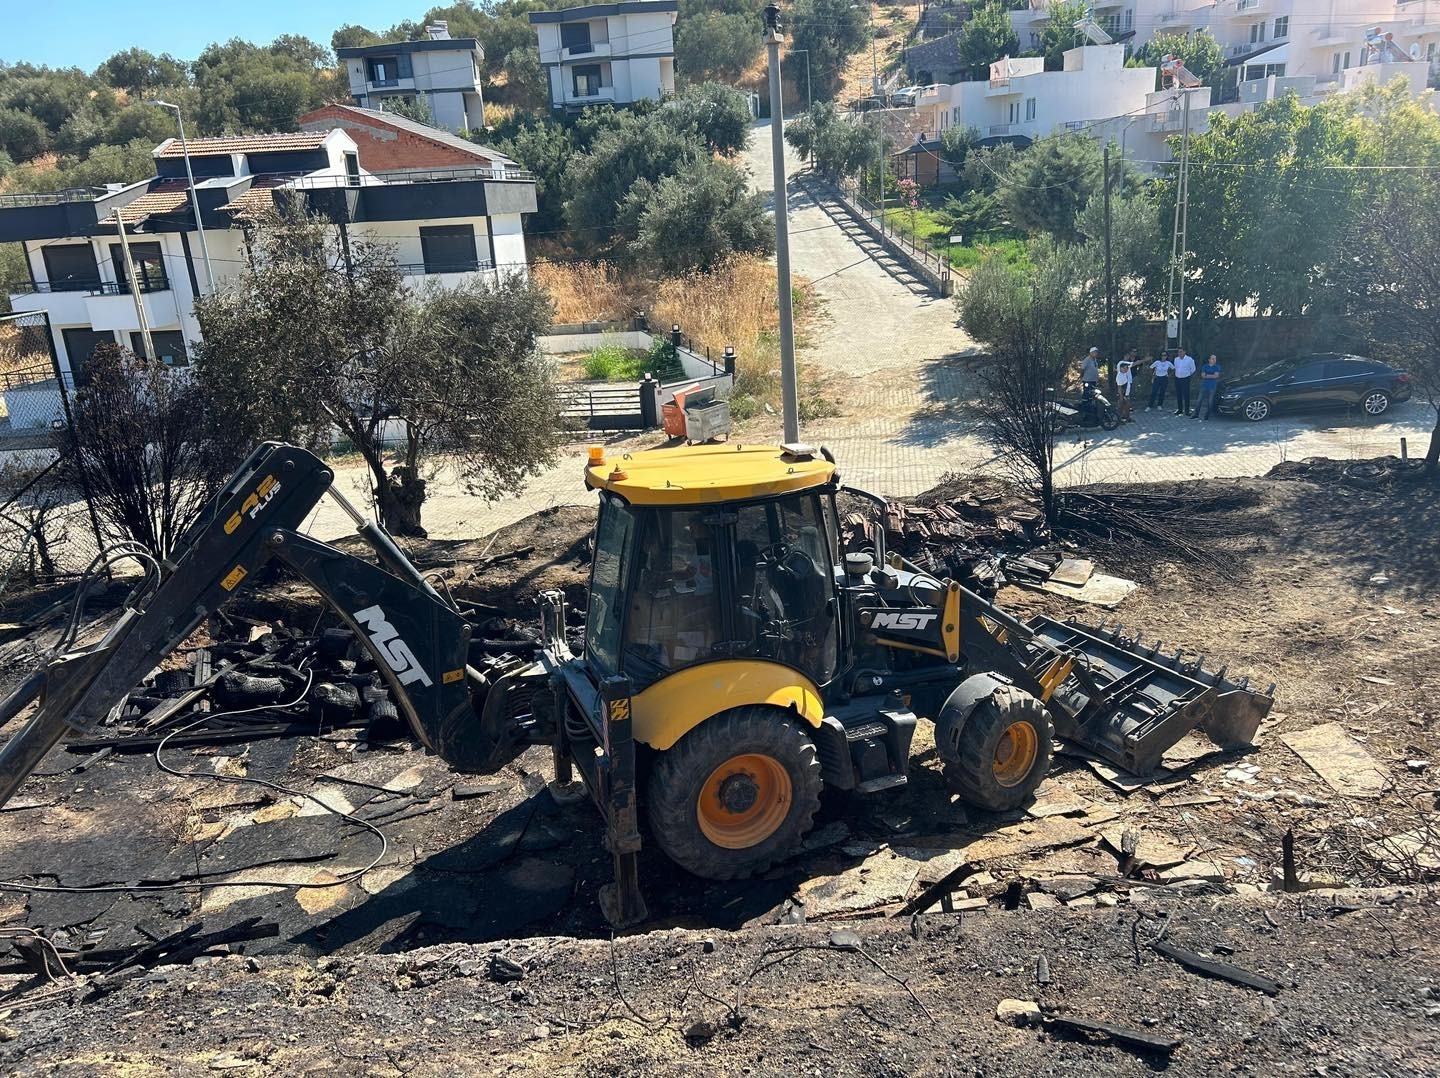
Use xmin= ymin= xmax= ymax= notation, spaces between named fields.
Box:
xmin=871 ymin=611 xmax=938 ymax=631
xmin=353 ymin=605 xmax=433 ymax=688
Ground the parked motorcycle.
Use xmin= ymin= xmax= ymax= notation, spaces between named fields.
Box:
xmin=1049 ymin=385 xmax=1121 ymax=432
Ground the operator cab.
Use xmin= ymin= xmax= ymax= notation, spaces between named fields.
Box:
xmin=583 ymin=444 xmax=842 ymax=693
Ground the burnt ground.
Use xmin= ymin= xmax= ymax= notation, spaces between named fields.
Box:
xmin=0 ymin=470 xmax=1436 ymax=1073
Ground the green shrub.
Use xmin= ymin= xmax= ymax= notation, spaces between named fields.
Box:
xmin=582 ymin=344 xmax=647 ymax=381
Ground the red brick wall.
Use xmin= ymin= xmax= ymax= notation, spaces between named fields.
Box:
xmin=298 ymin=106 xmax=491 ymax=172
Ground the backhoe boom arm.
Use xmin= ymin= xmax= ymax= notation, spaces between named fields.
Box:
xmin=0 ymin=443 xmax=473 ymax=808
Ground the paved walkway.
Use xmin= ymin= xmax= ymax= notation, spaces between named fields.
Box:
xmin=311 ymin=121 xmax=1433 ymax=541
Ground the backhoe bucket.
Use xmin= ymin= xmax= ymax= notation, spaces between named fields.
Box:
xmin=1025 ymin=617 xmax=1274 ymax=776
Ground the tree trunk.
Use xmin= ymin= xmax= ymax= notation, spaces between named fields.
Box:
xmin=379 ymin=466 xmax=428 ymax=538
xmin=1426 ymin=405 xmax=1440 ymax=474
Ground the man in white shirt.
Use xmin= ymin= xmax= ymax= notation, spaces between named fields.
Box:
xmin=1145 ymin=352 xmax=1172 ymax=412
xmin=1172 ymin=349 xmax=1197 ymax=416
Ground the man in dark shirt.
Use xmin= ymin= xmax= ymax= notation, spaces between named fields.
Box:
xmin=1195 ymin=354 xmax=1222 ymax=420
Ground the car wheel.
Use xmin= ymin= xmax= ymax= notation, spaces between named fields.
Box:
xmin=1361 ymin=390 xmax=1391 ymax=418
xmin=1241 ymin=397 xmax=1271 ymax=422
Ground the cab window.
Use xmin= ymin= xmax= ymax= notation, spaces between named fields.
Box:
xmin=585 ymin=498 xmax=636 ymax=677
xmin=733 ymin=493 xmax=838 ymax=684
xmin=621 ymin=508 xmax=724 ymax=690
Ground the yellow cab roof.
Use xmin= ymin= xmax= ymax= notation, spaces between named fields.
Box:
xmin=585 ymin=443 xmax=836 ymax=506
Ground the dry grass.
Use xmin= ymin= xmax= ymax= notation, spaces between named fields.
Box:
xmin=535 ymin=256 xmax=822 ymax=417
xmin=533 ymin=261 xmax=635 ymax=323
xmin=0 ymin=154 xmax=57 ymax=195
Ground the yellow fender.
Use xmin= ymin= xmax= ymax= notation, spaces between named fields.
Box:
xmin=630 ymin=660 xmax=825 ymax=750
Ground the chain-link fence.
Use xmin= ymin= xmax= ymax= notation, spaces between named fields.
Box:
xmin=0 ymin=311 xmax=106 ymax=608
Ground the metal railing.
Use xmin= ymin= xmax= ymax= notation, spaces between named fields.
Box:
xmin=11 ymin=277 xmax=168 ymax=297
xmin=397 ymin=260 xmax=495 ymax=276
xmin=282 ymin=164 xmax=534 ymax=188
xmin=0 ymin=188 xmax=105 ymax=209
xmin=831 ymin=180 xmax=953 ymax=297
xmin=370 ymin=78 xmax=402 ymax=88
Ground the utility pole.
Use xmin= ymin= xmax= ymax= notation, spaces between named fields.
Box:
xmin=1165 ymin=88 xmax=1194 ymax=355
xmin=154 ymin=100 xmax=215 ymax=294
xmin=765 ymin=2 xmax=800 ymax=442
xmin=870 ymin=3 xmax=885 ymax=228
xmin=1103 ymin=143 xmax=1116 ymax=395
xmin=111 ymin=209 xmax=156 ymax=364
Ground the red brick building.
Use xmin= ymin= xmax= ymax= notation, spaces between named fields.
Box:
xmin=297 ymin=104 xmax=520 ymax=176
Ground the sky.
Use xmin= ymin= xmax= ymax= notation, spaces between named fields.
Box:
xmin=2 ymin=0 xmax=413 ymax=71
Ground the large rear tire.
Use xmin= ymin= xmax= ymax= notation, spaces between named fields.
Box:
xmin=936 ymin=685 xmax=1053 ymax=812
xmin=647 ymin=707 xmax=822 ymax=880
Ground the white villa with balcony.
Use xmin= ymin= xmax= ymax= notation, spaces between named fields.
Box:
xmin=915 ymin=45 xmax=1165 ymax=146
xmin=0 ymin=129 xmax=536 ymax=425
xmin=1012 ymin=1 xmax=1439 ymax=99
xmin=529 ymin=0 xmax=677 ymax=111
xmin=337 ymin=22 xmax=486 ymax=134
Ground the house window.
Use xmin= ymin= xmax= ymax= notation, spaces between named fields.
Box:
xmin=1007 ymin=101 xmax=1020 ymax=124
xmin=60 ymin=328 xmax=116 ymax=384
xmin=129 ymin=331 xmax=189 ymax=366
xmin=573 ymin=63 xmax=603 ymax=97
xmin=1333 ymin=52 xmax=1342 ymax=73
xmin=1273 ymin=16 xmax=1288 ymax=39
xmin=1249 ymin=22 xmax=1266 ymax=44
xmin=419 ymin=225 xmax=479 ymax=274
xmin=108 ymin=242 xmax=166 ymax=293
xmin=1025 ymin=97 xmax=1036 ymax=122
xmin=367 ymin=56 xmax=404 ymax=85
xmin=41 ymin=244 xmax=100 ymax=292
xmin=952 ymin=107 xmax=960 ymax=124
xmin=344 ymin=151 xmax=361 ymax=188
xmin=561 ymin=22 xmax=593 ymax=54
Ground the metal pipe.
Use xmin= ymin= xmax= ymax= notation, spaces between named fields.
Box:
xmin=154 ymin=101 xmax=216 ymax=294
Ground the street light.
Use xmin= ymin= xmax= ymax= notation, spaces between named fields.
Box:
xmin=153 ymin=100 xmax=215 ymax=294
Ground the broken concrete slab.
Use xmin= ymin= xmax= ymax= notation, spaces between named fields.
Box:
xmin=1282 ymin=723 xmax=1390 ymax=799
xmin=1099 ymin=827 xmax=1191 ymax=869
xmin=1025 ymin=892 xmax=1062 ymax=910
xmin=1158 ymin=860 xmax=1230 ymax=883
xmin=800 ymin=848 xmax=931 ymax=917
xmin=1037 ymin=571 xmax=1138 ymax=608
xmin=1048 ymin=559 xmax=1094 ymax=587
xmin=1026 ymin=780 xmax=1091 ymax=819
xmin=1085 ymin=759 xmax=1179 ymax=795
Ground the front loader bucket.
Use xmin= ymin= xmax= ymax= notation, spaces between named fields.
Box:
xmin=1025 ymin=617 xmax=1274 ymax=776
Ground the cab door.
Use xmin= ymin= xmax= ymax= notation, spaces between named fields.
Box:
xmin=732 ymin=492 xmax=840 ymax=687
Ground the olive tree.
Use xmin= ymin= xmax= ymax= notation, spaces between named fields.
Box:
xmin=194 ymin=210 xmax=559 ymax=535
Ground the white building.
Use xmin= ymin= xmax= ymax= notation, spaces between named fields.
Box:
xmin=1012 ymin=1 xmax=1440 ymax=95
xmin=916 ymin=45 xmax=1160 ymax=145
xmin=529 ymin=0 xmax=677 ymax=111
xmin=0 ymin=130 xmax=536 ymax=423
xmin=336 ymin=22 xmax=486 ymax=134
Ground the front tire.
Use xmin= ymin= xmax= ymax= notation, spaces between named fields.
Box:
xmin=647 ymin=707 xmax=822 ymax=880
xmin=1362 ymin=390 xmax=1391 ymax=418
xmin=936 ymin=686 xmax=1053 ymax=811
xmin=1241 ymin=397 xmax=1271 ymax=422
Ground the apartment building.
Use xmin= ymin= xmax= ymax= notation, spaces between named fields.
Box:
xmin=529 ymin=0 xmax=677 ymax=111
xmin=915 ymin=45 xmax=1159 ymax=145
xmin=337 ymin=22 xmax=486 ymax=134
xmin=1013 ymin=1 xmax=1439 ymax=93
xmin=0 ymin=129 xmax=536 ymax=411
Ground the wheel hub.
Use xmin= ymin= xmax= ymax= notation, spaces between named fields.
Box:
xmin=717 ymin=773 xmax=759 ymax=814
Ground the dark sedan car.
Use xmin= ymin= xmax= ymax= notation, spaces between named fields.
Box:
xmin=1215 ymin=353 xmax=1412 ymax=422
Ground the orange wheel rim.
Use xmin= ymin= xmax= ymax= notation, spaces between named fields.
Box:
xmin=696 ymin=753 xmax=792 ymax=849
xmin=992 ymin=722 xmax=1039 ymax=787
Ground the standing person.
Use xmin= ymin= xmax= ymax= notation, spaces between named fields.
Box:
xmin=1195 ymin=353 xmax=1222 ymax=420
xmin=1115 ymin=350 xmax=1137 ymax=422
xmin=1081 ymin=347 xmax=1100 ymax=389
xmin=1145 ymin=351 xmax=1171 ymax=412
xmin=1172 ymin=348 xmax=1196 ymax=416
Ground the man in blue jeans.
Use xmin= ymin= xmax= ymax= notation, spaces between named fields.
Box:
xmin=1194 ymin=354 xmax=1222 ymax=420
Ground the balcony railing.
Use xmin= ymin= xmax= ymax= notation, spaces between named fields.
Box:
xmin=399 ymin=259 xmax=495 ymax=276
xmin=370 ymin=78 xmax=401 ymax=88
xmin=280 ymin=165 xmax=534 ymax=188
xmin=13 ymin=276 xmax=169 ymax=297
xmin=0 ymin=188 xmax=106 ymax=209
xmin=988 ymin=123 xmax=1015 ymax=136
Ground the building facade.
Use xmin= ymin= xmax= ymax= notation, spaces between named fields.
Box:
xmin=529 ymin=0 xmax=677 ymax=111
xmin=1012 ymin=1 xmax=1440 ymax=92
xmin=336 ymin=22 xmax=486 ymax=134
xmin=0 ymin=129 xmax=536 ymax=424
